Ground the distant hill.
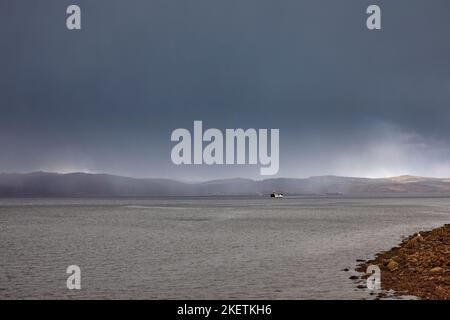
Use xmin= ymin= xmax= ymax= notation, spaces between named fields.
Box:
xmin=0 ymin=172 xmax=450 ymax=197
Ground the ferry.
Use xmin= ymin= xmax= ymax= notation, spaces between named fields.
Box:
xmin=270 ymin=192 xmax=284 ymax=198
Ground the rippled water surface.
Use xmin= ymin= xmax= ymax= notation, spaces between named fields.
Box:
xmin=1 ymin=197 xmax=449 ymax=299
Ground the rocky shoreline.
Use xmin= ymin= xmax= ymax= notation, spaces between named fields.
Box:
xmin=356 ymin=224 xmax=450 ymax=300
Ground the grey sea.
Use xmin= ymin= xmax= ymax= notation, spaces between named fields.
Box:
xmin=1 ymin=197 xmax=449 ymax=299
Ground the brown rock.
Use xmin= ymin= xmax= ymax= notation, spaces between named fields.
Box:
xmin=387 ymin=260 xmax=399 ymax=272
xmin=405 ymin=235 xmax=424 ymax=249
xmin=356 ymin=224 xmax=450 ymax=299
xmin=407 ymin=254 xmax=418 ymax=264
xmin=382 ymin=259 xmax=391 ymax=266
xmin=430 ymin=267 xmax=444 ymax=274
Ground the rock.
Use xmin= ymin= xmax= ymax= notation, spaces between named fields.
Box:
xmin=405 ymin=235 xmax=423 ymax=249
xmin=342 ymin=268 xmax=349 ymax=272
xmin=349 ymin=275 xmax=359 ymax=280
xmin=407 ymin=254 xmax=418 ymax=264
xmin=382 ymin=259 xmax=391 ymax=266
xmin=354 ymin=224 xmax=450 ymax=299
xmin=357 ymin=285 xmax=366 ymax=289
xmin=430 ymin=267 xmax=444 ymax=274
xmin=387 ymin=260 xmax=399 ymax=272
xmin=431 ymin=227 xmax=446 ymax=237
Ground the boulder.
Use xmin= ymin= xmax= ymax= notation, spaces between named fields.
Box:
xmin=387 ymin=259 xmax=399 ymax=272
xmin=430 ymin=267 xmax=444 ymax=274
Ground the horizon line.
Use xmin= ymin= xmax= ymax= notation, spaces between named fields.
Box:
xmin=1 ymin=171 xmax=449 ymax=183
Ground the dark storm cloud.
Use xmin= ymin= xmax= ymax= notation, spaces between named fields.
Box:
xmin=1 ymin=0 xmax=450 ymax=179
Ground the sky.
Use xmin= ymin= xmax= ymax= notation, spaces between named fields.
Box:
xmin=1 ymin=0 xmax=450 ymax=180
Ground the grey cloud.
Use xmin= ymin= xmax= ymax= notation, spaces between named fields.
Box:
xmin=1 ymin=1 xmax=450 ymax=179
